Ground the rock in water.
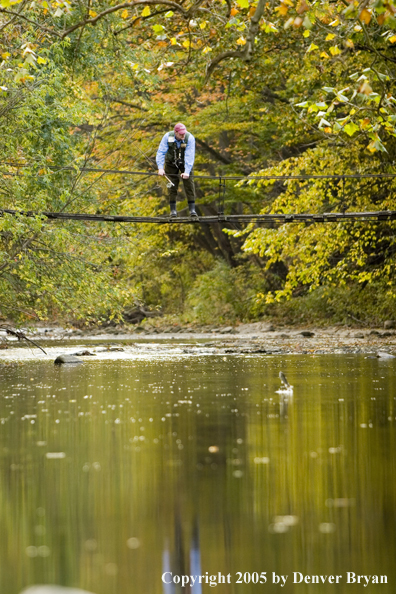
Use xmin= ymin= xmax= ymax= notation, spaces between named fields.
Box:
xmin=54 ymin=355 xmax=83 ymax=365
xmin=20 ymin=587 xmax=96 ymax=594
xmin=384 ymin=320 xmax=395 ymax=329
xmin=377 ymin=351 xmax=395 ymax=359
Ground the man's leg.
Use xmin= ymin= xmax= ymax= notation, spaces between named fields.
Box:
xmin=165 ymin=163 xmax=180 ymax=216
xmin=182 ymin=171 xmax=197 ymax=217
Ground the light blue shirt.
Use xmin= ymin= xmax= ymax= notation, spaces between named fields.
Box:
xmin=156 ymin=132 xmax=195 ymax=175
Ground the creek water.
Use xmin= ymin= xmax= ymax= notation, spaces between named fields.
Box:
xmin=0 ymin=342 xmax=395 ymax=594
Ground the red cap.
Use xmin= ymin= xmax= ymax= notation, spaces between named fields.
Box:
xmin=174 ymin=123 xmax=187 ymax=134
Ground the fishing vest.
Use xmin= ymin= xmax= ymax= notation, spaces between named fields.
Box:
xmin=165 ymin=130 xmax=191 ymax=168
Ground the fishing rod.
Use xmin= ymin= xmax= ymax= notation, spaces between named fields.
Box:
xmin=130 ymin=138 xmax=175 ymax=187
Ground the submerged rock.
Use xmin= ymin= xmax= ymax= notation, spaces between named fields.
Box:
xmin=20 ymin=586 xmax=96 ymax=594
xmin=54 ymin=355 xmax=83 ymax=365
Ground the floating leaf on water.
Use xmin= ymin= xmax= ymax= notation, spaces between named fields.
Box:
xmin=254 ymin=457 xmax=270 ymax=464
xmin=84 ymin=539 xmax=98 ymax=552
xmin=34 ymin=525 xmax=46 ymax=536
xmin=45 ymin=452 xmax=66 ymax=459
xmin=38 ymin=545 xmax=50 ymax=557
xmin=127 ymin=537 xmax=141 ymax=549
xmin=319 ymin=522 xmax=336 ymax=533
xmin=326 ymin=498 xmax=355 ymax=508
xmin=105 ymin=563 xmax=118 ymax=576
xmin=25 ymin=546 xmax=38 ymax=557
xmin=328 ymin=446 xmax=342 ymax=454
xmin=273 ymin=515 xmax=299 ymax=526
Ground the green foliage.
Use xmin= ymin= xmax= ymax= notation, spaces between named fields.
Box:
xmin=185 ymin=260 xmax=268 ymax=325
xmin=265 ymin=282 xmax=396 ymax=326
xmin=1 ymin=0 xmax=396 ymax=325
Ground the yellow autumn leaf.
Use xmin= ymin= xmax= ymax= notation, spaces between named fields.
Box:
xmin=296 ymin=0 xmax=309 ymax=14
xmin=359 ymin=8 xmax=371 ymax=24
xmin=37 ymin=56 xmax=46 ymax=64
xmin=320 ymin=51 xmax=330 ymax=58
xmin=278 ymin=4 xmax=289 ymax=15
xmin=237 ymin=37 xmax=247 ymax=45
xmin=367 ymin=141 xmax=377 ymax=153
xmin=202 ymin=46 xmax=212 ymax=53
xmin=389 ymin=35 xmax=396 ymax=43
xmin=358 ymin=80 xmax=372 ymax=94
xmin=303 ymin=29 xmax=310 ymax=37
xmin=182 ymin=39 xmax=190 ymax=48
xmin=324 ymin=127 xmax=332 ymax=133
xmin=325 ymin=33 xmax=335 ymax=41
xmin=88 ymin=9 xmax=97 ymax=17
xmin=200 ymin=21 xmax=207 ymax=29
xmin=121 ymin=9 xmax=128 ymax=18
xmin=329 ymin=45 xmax=341 ymax=56
xmin=170 ymin=37 xmax=178 ymax=45
xmin=307 ymin=42 xmax=318 ymax=52
xmin=141 ymin=6 xmax=150 ymax=16
xmin=1 ymin=52 xmax=10 ymax=59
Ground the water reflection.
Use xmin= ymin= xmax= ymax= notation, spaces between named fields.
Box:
xmin=0 ymin=354 xmax=395 ymax=593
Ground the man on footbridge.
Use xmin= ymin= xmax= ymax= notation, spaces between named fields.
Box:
xmin=156 ymin=122 xmax=197 ymax=218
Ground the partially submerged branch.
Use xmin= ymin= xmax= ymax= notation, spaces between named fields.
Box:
xmin=0 ymin=325 xmax=47 ymax=354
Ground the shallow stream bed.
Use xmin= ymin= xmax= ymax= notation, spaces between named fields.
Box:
xmin=0 ymin=343 xmax=395 ymax=593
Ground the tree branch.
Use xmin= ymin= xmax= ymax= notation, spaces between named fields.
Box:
xmin=261 ymin=87 xmax=289 ymax=104
xmin=113 ymin=7 xmax=170 ymax=35
xmin=1 ymin=325 xmax=47 ymax=354
xmin=61 ymin=0 xmax=187 ymax=38
xmin=195 ymin=137 xmax=232 ymax=164
xmin=0 ymin=8 xmax=61 ymax=37
xmin=205 ymin=0 xmax=266 ymax=80
xmin=103 ymin=96 xmax=148 ymax=110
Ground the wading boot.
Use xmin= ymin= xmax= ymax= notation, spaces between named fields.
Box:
xmin=170 ymin=203 xmax=177 ymax=218
xmin=188 ymin=202 xmax=198 ymax=218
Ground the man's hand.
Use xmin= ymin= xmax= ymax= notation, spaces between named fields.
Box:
xmin=158 ymin=168 xmax=165 ymax=176
xmin=181 ymin=173 xmax=189 ymax=179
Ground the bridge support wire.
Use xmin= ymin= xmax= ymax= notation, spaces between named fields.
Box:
xmin=1 ymin=208 xmax=396 ymax=225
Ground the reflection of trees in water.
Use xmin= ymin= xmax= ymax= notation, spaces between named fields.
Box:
xmin=0 ymin=357 xmax=396 ymax=592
